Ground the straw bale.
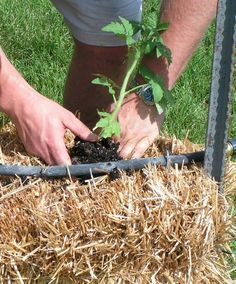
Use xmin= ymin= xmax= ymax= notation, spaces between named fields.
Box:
xmin=0 ymin=123 xmax=235 ymax=283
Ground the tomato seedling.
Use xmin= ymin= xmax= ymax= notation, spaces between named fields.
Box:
xmin=92 ymin=11 xmax=173 ymax=138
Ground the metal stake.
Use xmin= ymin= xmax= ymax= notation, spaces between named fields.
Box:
xmin=204 ymin=0 xmax=236 ymax=190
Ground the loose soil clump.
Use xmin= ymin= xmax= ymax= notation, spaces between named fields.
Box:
xmin=70 ymin=137 xmax=122 ymax=164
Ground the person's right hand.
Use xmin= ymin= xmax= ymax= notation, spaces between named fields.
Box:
xmin=12 ymin=91 xmax=97 ymax=165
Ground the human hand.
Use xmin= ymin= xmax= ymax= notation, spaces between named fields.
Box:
xmin=109 ymin=93 xmax=164 ymax=159
xmin=12 ymin=92 xmax=97 ymax=165
xmin=0 ymin=48 xmax=96 ymax=165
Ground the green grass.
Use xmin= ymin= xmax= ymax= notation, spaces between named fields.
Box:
xmin=230 ymin=236 xmax=236 ymax=278
xmin=0 ymin=0 xmax=73 ymax=104
xmin=164 ymin=25 xmax=214 ymax=143
xmin=0 ymin=0 xmax=236 ymax=279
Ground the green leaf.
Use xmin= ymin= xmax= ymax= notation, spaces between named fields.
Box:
xmin=154 ymin=91 xmax=173 ymax=114
xmin=110 ymin=119 xmax=121 ymax=136
xmin=119 ymin=17 xmax=134 ymax=37
xmin=102 ymin=21 xmax=126 ymax=36
xmin=150 ymin=81 xmax=164 ymax=103
xmin=144 ymin=11 xmax=158 ymax=30
xmin=155 ymin=103 xmax=164 ymax=114
xmin=95 ymin=117 xmax=110 ymax=129
xmin=94 ymin=112 xmax=121 ymax=138
xmin=144 ymin=40 xmax=157 ymax=54
xmin=156 ymin=47 xmax=161 ymax=58
xmin=142 ymin=9 xmax=168 ymax=33
xmin=119 ymin=17 xmax=137 ymax=45
xmin=97 ymin=110 xmax=111 ymax=118
xmin=129 ymin=20 xmax=141 ymax=35
xmin=126 ymin=37 xmax=136 ymax=46
xmin=155 ymin=22 xmax=169 ymax=32
xmin=92 ymin=75 xmax=118 ymax=99
xmin=156 ymin=41 xmax=172 ymax=64
xmin=139 ymin=65 xmax=174 ymax=113
xmin=139 ymin=65 xmax=164 ymax=86
xmin=100 ymin=119 xmax=120 ymax=138
xmin=102 ymin=17 xmax=139 ymax=46
xmin=139 ymin=65 xmax=165 ymax=102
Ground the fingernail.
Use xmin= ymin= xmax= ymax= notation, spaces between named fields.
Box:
xmin=87 ymin=133 xmax=98 ymax=141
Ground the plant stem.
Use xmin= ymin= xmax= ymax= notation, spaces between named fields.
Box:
xmin=110 ymin=48 xmax=142 ymax=121
xmin=123 ymin=83 xmax=147 ymax=96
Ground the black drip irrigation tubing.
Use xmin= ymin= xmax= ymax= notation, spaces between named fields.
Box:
xmin=0 ymin=139 xmax=235 ymax=178
xmin=0 ymin=150 xmax=205 ymax=178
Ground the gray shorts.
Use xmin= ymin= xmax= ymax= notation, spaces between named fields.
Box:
xmin=51 ymin=0 xmax=142 ymax=46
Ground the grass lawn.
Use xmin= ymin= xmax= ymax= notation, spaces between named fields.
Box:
xmin=0 ymin=0 xmax=236 ymax=279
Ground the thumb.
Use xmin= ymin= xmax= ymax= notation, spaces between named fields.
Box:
xmin=65 ymin=114 xmax=98 ymax=141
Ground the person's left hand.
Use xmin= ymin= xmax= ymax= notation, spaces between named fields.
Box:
xmin=108 ymin=93 xmax=164 ymax=159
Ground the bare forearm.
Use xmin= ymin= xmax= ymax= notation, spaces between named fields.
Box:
xmin=0 ymin=48 xmax=34 ymax=118
xmin=143 ymin=0 xmax=217 ymax=89
xmin=0 ymin=48 xmax=96 ymax=165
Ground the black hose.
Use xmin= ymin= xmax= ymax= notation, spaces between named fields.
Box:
xmin=0 ymin=139 xmax=235 ymax=178
xmin=0 ymin=150 xmax=204 ymax=178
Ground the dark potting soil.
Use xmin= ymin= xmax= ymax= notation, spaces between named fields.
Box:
xmin=70 ymin=137 xmax=122 ymax=165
